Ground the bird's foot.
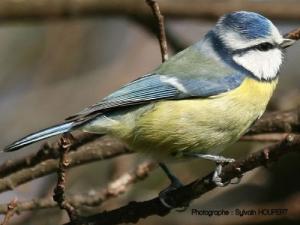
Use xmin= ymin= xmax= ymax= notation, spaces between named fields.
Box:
xmin=212 ymin=163 xmax=230 ymax=187
xmin=184 ymin=153 xmax=241 ymax=187
xmin=158 ymin=163 xmax=189 ymax=211
xmin=212 ymin=163 xmax=243 ymax=186
xmin=159 ymin=179 xmax=188 ymax=211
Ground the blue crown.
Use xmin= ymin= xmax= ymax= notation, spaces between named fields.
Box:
xmin=220 ymin=11 xmax=271 ymax=39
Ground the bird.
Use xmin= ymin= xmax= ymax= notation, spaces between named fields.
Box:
xmin=3 ymin=11 xmax=295 ymax=202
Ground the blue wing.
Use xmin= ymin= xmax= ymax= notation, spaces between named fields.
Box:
xmin=67 ymin=38 xmax=247 ymax=120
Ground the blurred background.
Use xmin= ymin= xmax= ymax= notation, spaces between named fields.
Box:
xmin=0 ymin=0 xmax=299 ymax=224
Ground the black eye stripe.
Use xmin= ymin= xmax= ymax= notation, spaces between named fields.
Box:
xmin=232 ymin=42 xmax=278 ymax=55
xmin=255 ymin=42 xmax=275 ymax=51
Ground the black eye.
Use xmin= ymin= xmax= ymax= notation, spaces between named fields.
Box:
xmin=256 ymin=42 xmax=274 ymax=51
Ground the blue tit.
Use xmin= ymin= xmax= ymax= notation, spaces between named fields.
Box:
xmin=4 ymin=11 xmax=295 ymax=189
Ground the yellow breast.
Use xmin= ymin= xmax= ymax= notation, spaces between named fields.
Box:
xmin=110 ymin=77 xmax=278 ymax=158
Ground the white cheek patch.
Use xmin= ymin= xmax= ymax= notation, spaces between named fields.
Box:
xmin=233 ymin=48 xmax=283 ymax=80
xmin=160 ymin=76 xmax=188 ymax=93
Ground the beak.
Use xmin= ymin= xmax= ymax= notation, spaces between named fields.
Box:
xmin=279 ymin=38 xmax=296 ymax=49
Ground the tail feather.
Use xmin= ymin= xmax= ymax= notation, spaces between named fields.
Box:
xmin=4 ymin=121 xmax=74 ymax=152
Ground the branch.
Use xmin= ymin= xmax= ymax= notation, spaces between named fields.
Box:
xmin=1 ymin=0 xmax=300 ymax=22
xmin=284 ymin=28 xmax=300 ymax=39
xmin=53 ymin=134 xmax=79 ymax=222
xmin=65 ymin=134 xmax=300 ymax=225
xmin=145 ymin=0 xmax=168 ymax=62
xmin=0 ymin=162 xmax=156 ymax=214
xmin=240 ymin=133 xmax=289 ymax=142
xmin=247 ymin=108 xmax=300 ymax=135
xmin=0 ymin=136 xmax=133 ymax=193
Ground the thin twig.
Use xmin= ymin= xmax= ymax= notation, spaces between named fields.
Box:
xmin=53 ymin=134 xmax=78 ymax=222
xmin=145 ymin=0 xmax=168 ymax=62
xmin=0 ymin=161 xmax=157 ymax=214
xmin=65 ymin=134 xmax=300 ymax=225
xmin=0 ymin=198 xmax=17 ymax=225
xmin=284 ymin=28 xmax=300 ymax=39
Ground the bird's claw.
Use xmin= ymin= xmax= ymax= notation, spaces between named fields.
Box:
xmin=158 ymin=179 xmax=189 ymax=211
xmin=212 ymin=158 xmax=241 ymax=187
xmin=158 ymin=183 xmax=189 ymax=212
xmin=212 ymin=163 xmax=230 ymax=187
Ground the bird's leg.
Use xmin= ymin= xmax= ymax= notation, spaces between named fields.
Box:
xmin=158 ymin=162 xmax=188 ymax=210
xmin=183 ymin=153 xmax=239 ymax=187
xmin=159 ymin=162 xmax=183 ymax=189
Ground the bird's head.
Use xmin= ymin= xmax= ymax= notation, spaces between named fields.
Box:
xmin=213 ymin=11 xmax=295 ymax=80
